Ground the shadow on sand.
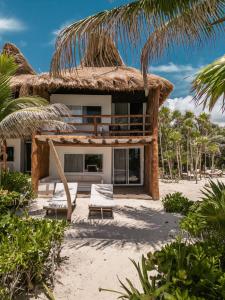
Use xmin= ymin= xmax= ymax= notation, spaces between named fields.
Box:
xmin=64 ymin=205 xmax=181 ymax=251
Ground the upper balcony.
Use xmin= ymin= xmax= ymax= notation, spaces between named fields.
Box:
xmin=40 ymin=114 xmax=152 ymax=138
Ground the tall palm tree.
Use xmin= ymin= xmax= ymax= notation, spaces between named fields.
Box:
xmin=192 ymin=54 xmax=225 ymax=111
xmin=0 ymin=54 xmax=70 ymax=169
xmin=50 ymin=0 xmax=225 ymax=88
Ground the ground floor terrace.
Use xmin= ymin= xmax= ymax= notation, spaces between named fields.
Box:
xmin=27 ymin=178 xmax=225 ymax=300
xmin=32 ymin=134 xmax=159 ymax=199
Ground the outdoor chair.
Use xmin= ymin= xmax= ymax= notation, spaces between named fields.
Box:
xmin=44 ymin=182 xmax=78 ymax=215
xmin=89 ymin=184 xmax=115 ymax=218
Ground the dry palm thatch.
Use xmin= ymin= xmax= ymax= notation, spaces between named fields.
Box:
xmin=2 ymin=43 xmax=36 ymax=75
xmin=50 ymin=0 xmax=225 ymax=91
xmin=81 ymin=32 xmax=124 ymax=67
xmin=10 ymin=66 xmax=173 ymax=105
xmin=0 ymin=103 xmax=72 ymax=139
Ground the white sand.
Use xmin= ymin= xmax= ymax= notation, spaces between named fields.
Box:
xmin=32 ymin=178 xmax=225 ymax=300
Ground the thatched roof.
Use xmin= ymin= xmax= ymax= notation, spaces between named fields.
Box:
xmin=6 ymin=43 xmax=173 ymax=104
xmin=81 ymin=32 xmax=124 ymax=67
xmin=3 ymin=43 xmax=36 ymax=75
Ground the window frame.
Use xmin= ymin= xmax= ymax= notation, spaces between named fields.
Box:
xmin=64 ymin=153 xmax=103 ymax=174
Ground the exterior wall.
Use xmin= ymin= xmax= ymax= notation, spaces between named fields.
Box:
xmin=49 ymin=146 xmax=112 ymax=184
xmin=5 ymin=139 xmax=22 ymax=171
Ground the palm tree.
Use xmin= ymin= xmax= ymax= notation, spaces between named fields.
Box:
xmin=192 ymin=55 xmax=225 ymax=111
xmin=0 ymin=54 xmax=70 ymax=169
xmin=50 ymin=0 xmax=225 ymax=86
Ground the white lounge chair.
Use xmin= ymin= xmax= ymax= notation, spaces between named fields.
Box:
xmin=44 ymin=182 xmax=78 ymax=214
xmin=89 ymin=184 xmax=115 ymax=218
xmin=38 ymin=182 xmax=55 ymax=197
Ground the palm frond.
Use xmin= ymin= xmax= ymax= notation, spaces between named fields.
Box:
xmin=192 ymin=55 xmax=225 ymax=111
xmin=0 ymin=103 xmax=70 ymax=138
xmin=0 ymin=54 xmax=17 ymax=76
xmin=50 ymin=0 xmax=225 ymax=76
xmin=141 ymin=0 xmax=224 ymax=82
xmin=0 ymin=96 xmax=49 ymax=120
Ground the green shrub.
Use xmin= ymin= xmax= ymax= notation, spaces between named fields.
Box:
xmin=0 ymin=214 xmax=67 ymax=299
xmin=0 ymin=171 xmax=34 ymax=200
xmin=102 ymin=240 xmax=225 ymax=299
xmin=0 ymin=189 xmax=22 ymax=214
xmin=162 ymin=192 xmax=194 ymax=215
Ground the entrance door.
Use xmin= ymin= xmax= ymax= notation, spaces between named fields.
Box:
xmin=113 ymin=148 xmax=141 ymax=185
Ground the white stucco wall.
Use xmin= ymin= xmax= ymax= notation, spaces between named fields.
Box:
xmin=49 ymin=146 xmax=112 ymax=184
xmin=5 ymin=139 xmax=22 ymax=171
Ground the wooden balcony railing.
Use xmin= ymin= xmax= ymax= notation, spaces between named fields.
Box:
xmin=41 ymin=114 xmax=151 ymax=137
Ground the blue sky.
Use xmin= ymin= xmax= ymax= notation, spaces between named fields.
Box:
xmin=0 ymin=0 xmax=224 ymax=121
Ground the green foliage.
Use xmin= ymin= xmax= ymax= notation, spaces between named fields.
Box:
xmin=105 ymin=241 xmax=225 ymax=299
xmin=104 ymin=181 xmax=225 ymax=299
xmin=0 ymin=171 xmax=34 ymax=200
xmin=0 ymin=214 xmax=67 ymax=299
xmin=162 ymin=192 xmax=194 ymax=215
xmin=0 ymin=189 xmax=21 ymax=214
xmin=181 ymin=180 xmax=225 ymax=239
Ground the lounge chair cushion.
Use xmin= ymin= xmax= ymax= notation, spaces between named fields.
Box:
xmin=89 ymin=184 xmax=115 ymax=208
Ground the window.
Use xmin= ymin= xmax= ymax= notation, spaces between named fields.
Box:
xmin=85 ymin=154 xmax=103 ymax=172
xmin=64 ymin=154 xmax=103 ymax=173
xmin=83 ymin=106 xmax=101 ymax=124
xmin=7 ymin=147 xmax=14 ymax=162
xmin=66 ymin=105 xmax=102 ymax=124
xmin=64 ymin=154 xmax=83 ymax=172
xmin=0 ymin=147 xmax=14 ymax=162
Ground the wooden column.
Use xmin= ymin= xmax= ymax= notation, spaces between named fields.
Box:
xmin=31 ymin=134 xmax=39 ymax=193
xmin=31 ymin=134 xmax=50 ymax=194
xmin=147 ymin=87 xmax=160 ymax=200
xmin=49 ymin=140 xmax=72 ymax=221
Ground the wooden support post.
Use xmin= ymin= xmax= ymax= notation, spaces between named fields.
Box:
xmin=94 ymin=117 xmax=97 ymax=136
xmin=31 ymin=134 xmax=39 ymax=193
xmin=147 ymin=87 xmax=160 ymax=200
xmin=48 ymin=139 xmax=72 ymax=222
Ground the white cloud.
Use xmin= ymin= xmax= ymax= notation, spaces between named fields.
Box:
xmin=165 ymin=96 xmax=225 ymax=126
xmin=0 ymin=18 xmax=25 ymax=33
xmin=151 ymin=63 xmax=196 ymax=73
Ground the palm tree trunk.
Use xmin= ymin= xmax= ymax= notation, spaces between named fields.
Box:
xmin=176 ymin=144 xmax=181 ymax=179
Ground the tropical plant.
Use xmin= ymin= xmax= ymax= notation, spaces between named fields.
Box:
xmin=158 ymin=107 xmax=224 ymax=180
xmin=181 ymin=180 xmax=225 ymax=239
xmin=0 ymin=171 xmax=34 ymax=200
xmin=0 ymin=213 xmax=67 ymax=299
xmin=100 ymin=240 xmax=225 ymax=299
xmin=0 ymin=53 xmax=70 ymax=169
xmin=192 ymin=55 xmax=225 ymax=111
xmin=162 ymin=192 xmax=194 ymax=215
xmin=50 ymin=0 xmax=225 ymax=85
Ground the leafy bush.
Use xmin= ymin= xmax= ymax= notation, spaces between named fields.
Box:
xmin=102 ymin=240 xmax=225 ymax=299
xmin=162 ymin=192 xmax=194 ymax=215
xmin=0 ymin=189 xmax=21 ymax=214
xmin=103 ymin=181 xmax=225 ymax=300
xmin=0 ymin=171 xmax=34 ymax=200
xmin=0 ymin=214 xmax=67 ymax=299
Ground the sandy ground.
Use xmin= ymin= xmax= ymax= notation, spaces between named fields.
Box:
xmin=31 ymin=178 xmax=225 ymax=300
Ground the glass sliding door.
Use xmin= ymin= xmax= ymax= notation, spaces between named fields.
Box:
xmin=113 ymin=148 xmax=141 ymax=185
xmin=129 ymin=148 xmax=141 ymax=184
xmin=113 ymin=149 xmax=127 ymax=184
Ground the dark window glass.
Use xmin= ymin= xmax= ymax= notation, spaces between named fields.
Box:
xmin=64 ymin=154 xmax=83 ymax=172
xmin=7 ymin=147 xmax=14 ymax=161
xmin=85 ymin=154 xmax=103 ymax=172
xmin=83 ymin=106 xmax=101 ymax=123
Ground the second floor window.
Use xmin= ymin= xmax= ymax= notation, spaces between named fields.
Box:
xmin=67 ymin=105 xmax=102 ymax=124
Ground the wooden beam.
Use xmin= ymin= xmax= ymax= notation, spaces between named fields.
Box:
xmin=31 ymin=134 xmax=39 ymax=193
xmin=147 ymin=87 xmax=160 ymax=200
xmin=48 ymin=140 xmax=73 ymax=222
